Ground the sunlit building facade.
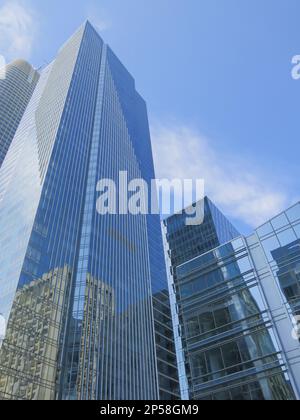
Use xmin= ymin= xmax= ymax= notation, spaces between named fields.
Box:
xmin=0 ymin=22 xmax=179 ymax=400
xmin=0 ymin=60 xmax=39 ymax=167
xmin=165 ymin=199 xmax=300 ymax=400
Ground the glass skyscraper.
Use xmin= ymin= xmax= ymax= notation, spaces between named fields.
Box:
xmin=165 ymin=197 xmax=240 ymax=270
xmin=165 ymin=199 xmax=300 ymax=400
xmin=0 ymin=59 xmax=39 ymax=167
xmin=0 ymin=22 xmax=179 ymax=400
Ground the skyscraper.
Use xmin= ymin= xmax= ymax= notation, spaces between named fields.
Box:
xmin=165 ymin=197 xmax=240 ymax=270
xmin=0 ymin=22 xmax=179 ymax=400
xmin=0 ymin=60 xmax=39 ymax=167
xmin=165 ymin=199 xmax=300 ymax=400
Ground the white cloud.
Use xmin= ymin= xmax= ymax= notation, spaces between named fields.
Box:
xmin=151 ymin=123 xmax=290 ymax=228
xmin=0 ymin=0 xmax=37 ymax=60
xmin=86 ymin=3 xmax=111 ymax=32
xmin=92 ymin=17 xmax=111 ymax=32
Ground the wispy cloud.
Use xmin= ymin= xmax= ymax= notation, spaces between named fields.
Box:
xmin=86 ymin=3 xmax=111 ymax=32
xmin=0 ymin=0 xmax=37 ymax=60
xmin=151 ymin=123 xmax=291 ymax=228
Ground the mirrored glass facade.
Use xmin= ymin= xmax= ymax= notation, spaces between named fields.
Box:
xmin=0 ymin=22 xmax=179 ymax=400
xmin=255 ymin=203 xmax=300 ymax=319
xmin=165 ymin=197 xmax=240 ymax=269
xmin=0 ymin=60 xmax=39 ymax=167
xmin=165 ymin=199 xmax=300 ymax=400
xmin=164 ymin=197 xmax=240 ymax=399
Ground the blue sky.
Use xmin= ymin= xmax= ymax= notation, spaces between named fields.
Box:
xmin=0 ymin=0 xmax=299 ymax=234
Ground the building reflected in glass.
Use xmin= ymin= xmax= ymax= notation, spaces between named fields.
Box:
xmin=0 ymin=60 xmax=39 ymax=168
xmin=255 ymin=204 xmax=300 ymax=320
xmin=0 ymin=266 xmax=115 ymax=400
xmin=165 ymin=199 xmax=300 ymax=400
xmin=271 ymin=241 xmax=300 ymax=317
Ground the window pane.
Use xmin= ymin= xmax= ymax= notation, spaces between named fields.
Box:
xmin=271 ymin=214 xmax=289 ymax=231
xmin=286 ymin=204 xmax=300 ymax=223
xmin=277 ymin=228 xmax=297 ymax=247
xmin=222 ymin=342 xmax=242 ymax=368
xmin=257 ymin=222 xmax=273 ymax=238
xmin=199 ymin=312 xmax=215 ymax=334
xmin=261 ymin=236 xmax=281 ymax=261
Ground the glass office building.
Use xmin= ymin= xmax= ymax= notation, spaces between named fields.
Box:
xmin=165 ymin=197 xmax=240 ymax=270
xmin=165 ymin=199 xmax=300 ymax=400
xmin=164 ymin=197 xmax=240 ymax=398
xmin=0 ymin=22 xmax=179 ymax=400
xmin=0 ymin=60 xmax=39 ymax=167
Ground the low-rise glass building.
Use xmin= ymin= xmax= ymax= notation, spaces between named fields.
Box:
xmin=165 ymin=200 xmax=300 ymax=400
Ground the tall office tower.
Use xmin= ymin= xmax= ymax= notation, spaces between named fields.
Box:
xmin=165 ymin=199 xmax=300 ymax=400
xmin=165 ymin=197 xmax=240 ymax=270
xmin=0 ymin=22 xmax=179 ymax=400
xmin=0 ymin=60 xmax=39 ymax=167
xmin=164 ymin=197 xmax=240 ymax=398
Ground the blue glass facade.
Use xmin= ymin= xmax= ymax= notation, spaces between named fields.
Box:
xmin=165 ymin=199 xmax=300 ymax=400
xmin=165 ymin=197 xmax=240 ymax=269
xmin=164 ymin=197 xmax=240 ymax=398
xmin=0 ymin=22 xmax=178 ymax=400
xmin=254 ymin=203 xmax=300 ymax=319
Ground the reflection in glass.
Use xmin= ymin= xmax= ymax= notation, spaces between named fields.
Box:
xmin=262 ymin=236 xmax=281 ymax=261
xmin=0 ymin=22 xmax=179 ymax=400
xmin=271 ymin=214 xmax=289 ymax=231
xmin=257 ymin=223 xmax=273 ymax=238
xmin=277 ymin=229 xmax=297 ymax=247
xmin=286 ymin=204 xmax=300 ymax=224
xmin=177 ymin=242 xmax=295 ymax=400
xmin=271 ymin=240 xmax=300 ymax=316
